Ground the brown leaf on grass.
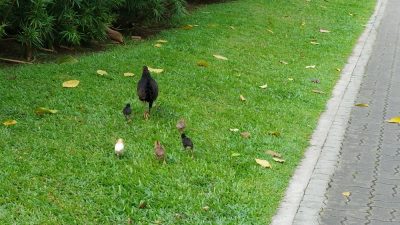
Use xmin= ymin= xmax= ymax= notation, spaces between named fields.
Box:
xmin=320 ymin=29 xmax=331 ymax=33
xmin=3 ymin=119 xmax=17 ymax=126
xmin=123 ymin=72 xmax=134 ymax=77
xmin=355 ymin=103 xmax=369 ymax=107
xmin=197 ymin=60 xmax=209 ymax=67
xmin=239 ymin=95 xmax=246 ymax=101
xmin=267 ymin=29 xmax=274 ymax=34
xmin=310 ymin=41 xmax=320 ymax=45
xmin=202 ymin=206 xmax=210 ymax=211
xmin=96 ymin=70 xmax=108 ymax=76
xmin=182 ymin=24 xmax=194 ymax=30
xmin=387 ymin=117 xmax=400 ymax=124
xmin=35 ymin=107 xmax=58 ymax=115
xmin=273 ymin=157 xmax=285 ymax=163
xmin=279 ymin=60 xmax=288 ymax=65
xmin=267 ymin=131 xmax=281 ymax=137
xmin=62 ymin=80 xmax=80 ymax=88
xmin=148 ymin=67 xmax=164 ymax=74
xmin=336 ymin=68 xmax=342 ymax=72
xmin=154 ymin=43 xmax=163 ymax=48
xmin=259 ymin=84 xmax=268 ymax=89
xmin=241 ymin=131 xmax=251 ymax=139
xmin=312 ymin=89 xmax=325 ymax=94
xmin=138 ymin=200 xmax=147 ymax=209
xmin=266 ymin=150 xmax=282 ymax=158
xmin=255 ymin=158 xmax=272 ymax=168
xmin=288 ymin=78 xmax=294 ymax=81
xmin=213 ymin=54 xmax=228 ymax=60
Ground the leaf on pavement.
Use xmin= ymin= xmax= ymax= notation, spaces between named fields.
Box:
xmin=342 ymin=192 xmax=351 ymax=197
xmin=387 ymin=116 xmax=400 ymax=124
xmin=355 ymin=103 xmax=369 ymax=107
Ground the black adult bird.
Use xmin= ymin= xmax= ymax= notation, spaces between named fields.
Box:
xmin=137 ymin=66 xmax=158 ymax=119
xmin=122 ymin=103 xmax=132 ymax=121
xmin=181 ymin=133 xmax=194 ymax=158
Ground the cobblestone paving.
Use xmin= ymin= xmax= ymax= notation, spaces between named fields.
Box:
xmin=319 ymin=0 xmax=400 ymax=224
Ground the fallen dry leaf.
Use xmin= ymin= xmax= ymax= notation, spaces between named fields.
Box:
xmin=255 ymin=158 xmax=272 ymax=168
xmin=320 ymin=29 xmax=331 ymax=33
xmin=182 ymin=24 xmax=194 ymax=30
xmin=305 ymin=65 xmax=316 ymax=69
xmin=229 ymin=128 xmax=239 ymax=132
xmin=156 ymin=39 xmax=168 ymax=43
xmin=229 ymin=26 xmax=235 ymax=30
xmin=266 ymin=150 xmax=282 ymax=158
xmin=148 ymin=67 xmax=164 ymax=74
xmin=3 ymin=119 xmax=17 ymax=126
xmin=279 ymin=60 xmax=289 ymax=65
xmin=96 ymin=70 xmax=108 ymax=76
xmin=138 ymin=200 xmax=147 ymax=209
xmin=267 ymin=131 xmax=281 ymax=137
xmin=213 ymin=54 xmax=228 ymax=60
xmin=342 ymin=192 xmax=351 ymax=197
xmin=239 ymin=95 xmax=246 ymax=101
xmin=336 ymin=68 xmax=342 ymax=72
xmin=267 ymin=29 xmax=274 ymax=34
xmin=131 ymin=36 xmax=142 ymax=40
xmin=312 ymin=89 xmax=325 ymax=94
xmin=62 ymin=80 xmax=80 ymax=88
xmin=231 ymin=153 xmax=241 ymax=157
xmin=154 ymin=43 xmax=163 ymax=48
xmin=241 ymin=131 xmax=251 ymax=139
xmin=259 ymin=84 xmax=268 ymax=89
xmin=273 ymin=157 xmax=285 ymax=163
xmin=202 ymin=206 xmax=210 ymax=211
xmin=387 ymin=116 xmax=400 ymax=124
xmin=355 ymin=103 xmax=369 ymax=107
xmin=301 ymin=21 xmax=306 ymax=26
xmin=35 ymin=107 xmax=58 ymax=115
xmin=123 ymin=72 xmax=135 ymax=77
xmin=288 ymin=78 xmax=294 ymax=81
xmin=197 ymin=60 xmax=209 ymax=67
xmin=310 ymin=41 xmax=320 ymax=45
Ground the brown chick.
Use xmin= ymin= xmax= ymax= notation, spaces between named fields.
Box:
xmin=176 ymin=118 xmax=186 ymax=133
xmin=154 ymin=140 xmax=166 ymax=163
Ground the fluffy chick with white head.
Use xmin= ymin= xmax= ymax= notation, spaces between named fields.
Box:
xmin=115 ymin=138 xmax=124 ymax=157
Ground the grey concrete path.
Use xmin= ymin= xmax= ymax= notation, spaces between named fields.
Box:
xmin=271 ymin=0 xmax=400 ymax=224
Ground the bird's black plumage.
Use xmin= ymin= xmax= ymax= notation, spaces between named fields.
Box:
xmin=122 ymin=103 xmax=132 ymax=120
xmin=137 ymin=66 xmax=158 ymax=115
xmin=181 ymin=133 xmax=193 ymax=149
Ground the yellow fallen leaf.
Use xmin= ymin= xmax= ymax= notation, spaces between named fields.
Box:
xmin=387 ymin=116 xmax=400 ymax=124
xmin=259 ymin=84 xmax=268 ymax=89
xmin=241 ymin=131 xmax=251 ymax=139
xmin=320 ymin=29 xmax=331 ymax=33
xmin=202 ymin=206 xmax=210 ymax=211
xmin=306 ymin=65 xmax=316 ymax=69
xmin=197 ymin=60 xmax=209 ymax=67
xmin=342 ymin=192 xmax=351 ymax=197
xmin=301 ymin=21 xmax=306 ymax=26
xmin=266 ymin=150 xmax=282 ymax=158
xmin=336 ymin=68 xmax=341 ymax=72
xmin=156 ymin=39 xmax=168 ymax=43
xmin=154 ymin=43 xmax=162 ymax=48
xmin=312 ymin=89 xmax=324 ymax=94
xmin=96 ymin=70 xmax=108 ymax=76
xmin=255 ymin=158 xmax=272 ymax=168
xmin=240 ymin=95 xmax=246 ymax=101
xmin=279 ymin=60 xmax=288 ymax=65
xmin=229 ymin=128 xmax=239 ymax=132
xmin=3 ymin=119 xmax=17 ymax=126
xmin=355 ymin=103 xmax=369 ymax=107
xmin=267 ymin=29 xmax=274 ymax=34
xmin=273 ymin=157 xmax=285 ymax=163
xmin=62 ymin=80 xmax=80 ymax=88
xmin=229 ymin=26 xmax=235 ymax=30
xmin=35 ymin=107 xmax=58 ymax=115
xmin=182 ymin=24 xmax=194 ymax=30
xmin=148 ymin=67 xmax=164 ymax=74
xmin=310 ymin=41 xmax=320 ymax=45
xmin=231 ymin=153 xmax=241 ymax=157
xmin=123 ymin=72 xmax=135 ymax=77
xmin=213 ymin=54 xmax=228 ymax=60
xmin=288 ymin=78 xmax=294 ymax=81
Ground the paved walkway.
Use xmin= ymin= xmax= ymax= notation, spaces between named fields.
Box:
xmin=271 ymin=0 xmax=400 ymax=224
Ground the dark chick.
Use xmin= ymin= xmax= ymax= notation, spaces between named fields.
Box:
xmin=123 ymin=103 xmax=132 ymax=121
xmin=137 ymin=66 xmax=158 ymax=120
xmin=181 ymin=133 xmax=194 ymax=158
xmin=154 ymin=140 xmax=166 ymax=163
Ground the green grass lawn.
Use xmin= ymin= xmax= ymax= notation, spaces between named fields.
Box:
xmin=0 ymin=0 xmax=375 ymax=224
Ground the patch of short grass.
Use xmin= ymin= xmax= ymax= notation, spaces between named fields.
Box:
xmin=0 ymin=0 xmax=375 ymax=224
